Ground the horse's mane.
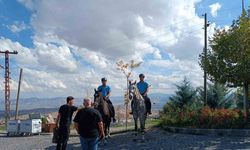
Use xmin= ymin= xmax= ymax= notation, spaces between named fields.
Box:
xmin=134 ymin=84 xmax=144 ymax=101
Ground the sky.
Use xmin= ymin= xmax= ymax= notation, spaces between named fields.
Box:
xmin=0 ymin=0 xmax=248 ymax=99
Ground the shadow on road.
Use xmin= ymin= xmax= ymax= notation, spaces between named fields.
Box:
xmin=45 ymin=143 xmax=82 ymax=150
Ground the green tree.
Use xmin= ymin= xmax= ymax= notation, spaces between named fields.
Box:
xmin=200 ymin=12 xmax=250 ymax=120
xmin=235 ymin=88 xmax=244 ymax=109
xmin=169 ymin=78 xmax=197 ymax=109
xmin=197 ymin=83 xmax=234 ymax=109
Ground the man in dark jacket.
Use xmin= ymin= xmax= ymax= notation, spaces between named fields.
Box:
xmin=55 ymin=96 xmax=78 ymax=150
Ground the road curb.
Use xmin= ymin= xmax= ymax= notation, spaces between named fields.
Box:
xmin=162 ymin=126 xmax=250 ymax=137
xmin=69 ymin=128 xmax=135 ymax=137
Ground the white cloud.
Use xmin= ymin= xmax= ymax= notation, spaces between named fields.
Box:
xmin=17 ymin=0 xmax=37 ymax=11
xmin=0 ymin=37 xmax=38 ymax=66
xmin=6 ymin=21 xmax=29 ymax=33
xmin=0 ymin=0 xmax=218 ymax=99
xmin=35 ymin=41 xmax=78 ymax=73
xmin=18 ymin=0 xmax=204 ymax=61
xmin=209 ymin=2 xmax=222 ymax=17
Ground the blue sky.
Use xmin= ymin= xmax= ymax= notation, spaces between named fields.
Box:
xmin=0 ymin=0 xmax=247 ymax=99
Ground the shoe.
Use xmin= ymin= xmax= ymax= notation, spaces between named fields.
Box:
xmin=112 ymin=118 xmax=116 ymax=123
xmin=148 ymin=111 xmax=152 ymax=115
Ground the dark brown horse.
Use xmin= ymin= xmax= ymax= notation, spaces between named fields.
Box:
xmin=93 ymin=89 xmax=111 ymax=141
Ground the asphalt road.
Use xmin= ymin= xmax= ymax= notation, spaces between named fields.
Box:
xmin=1 ymin=128 xmax=250 ymax=150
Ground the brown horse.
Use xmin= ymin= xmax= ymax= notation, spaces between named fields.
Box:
xmin=93 ymin=89 xmax=111 ymax=140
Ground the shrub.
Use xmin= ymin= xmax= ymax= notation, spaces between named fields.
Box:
xmin=160 ymin=104 xmax=246 ymax=129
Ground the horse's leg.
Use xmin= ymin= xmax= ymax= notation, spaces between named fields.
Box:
xmin=132 ymin=113 xmax=138 ymax=142
xmin=107 ymin=118 xmax=111 ymax=138
xmin=133 ymin=113 xmax=138 ymax=137
xmin=133 ymin=115 xmax=137 ymax=132
xmin=139 ymin=108 xmax=146 ymax=141
xmin=103 ymin=119 xmax=108 ymax=145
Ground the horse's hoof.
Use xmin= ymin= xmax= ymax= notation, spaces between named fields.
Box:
xmin=103 ymin=140 xmax=108 ymax=145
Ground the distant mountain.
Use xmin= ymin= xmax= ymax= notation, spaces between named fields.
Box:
xmin=0 ymin=108 xmax=58 ymax=120
xmin=0 ymin=93 xmax=170 ymax=119
xmin=94 ymin=93 xmax=170 ymax=110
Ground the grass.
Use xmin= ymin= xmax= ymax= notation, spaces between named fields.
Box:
xmin=112 ymin=118 xmax=160 ymax=128
xmin=146 ymin=118 xmax=161 ymax=127
xmin=0 ymin=125 xmax=6 ymax=132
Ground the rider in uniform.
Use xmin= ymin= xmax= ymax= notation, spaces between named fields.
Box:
xmin=130 ymin=74 xmax=152 ymax=115
xmin=98 ymin=77 xmax=116 ymax=122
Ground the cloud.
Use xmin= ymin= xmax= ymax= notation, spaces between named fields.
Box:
xmin=35 ymin=41 xmax=78 ymax=73
xmin=17 ymin=0 xmax=37 ymax=11
xmin=0 ymin=0 xmax=217 ymax=99
xmin=0 ymin=37 xmax=38 ymax=66
xmin=6 ymin=21 xmax=29 ymax=33
xmin=209 ymin=2 xmax=222 ymax=17
xmin=18 ymin=0 xmax=204 ymax=61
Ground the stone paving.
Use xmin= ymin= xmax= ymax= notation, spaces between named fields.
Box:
xmin=1 ymin=127 xmax=250 ymax=150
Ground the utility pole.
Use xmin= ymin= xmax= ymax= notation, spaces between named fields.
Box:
xmin=248 ymin=1 xmax=250 ymax=19
xmin=15 ymin=68 xmax=23 ymax=120
xmin=203 ymin=13 xmax=209 ymax=105
xmin=0 ymin=50 xmax=18 ymax=126
xmin=242 ymin=0 xmax=245 ymax=13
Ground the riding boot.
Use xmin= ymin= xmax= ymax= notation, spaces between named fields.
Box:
xmin=144 ymin=96 xmax=152 ymax=114
xmin=107 ymin=99 xmax=116 ymax=122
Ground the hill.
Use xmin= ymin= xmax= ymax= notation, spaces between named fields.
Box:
xmin=0 ymin=93 xmax=170 ymax=119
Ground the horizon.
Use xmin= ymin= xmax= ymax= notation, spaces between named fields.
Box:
xmin=0 ymin=92 xmax=170 ymax=111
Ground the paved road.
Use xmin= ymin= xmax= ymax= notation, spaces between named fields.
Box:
xmin=1 ymin=128 xmax=250 ymax=150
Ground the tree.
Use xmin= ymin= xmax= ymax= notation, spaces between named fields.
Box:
xmin=234 ymin=88 xmax=244 ymax=109
xmin=200 ymin=12 xmax=250 ymax=121
xmin=197 ymin=83 xmax=234 ymax=109
xmin=169 ymin=78 xmax=197 ymax=109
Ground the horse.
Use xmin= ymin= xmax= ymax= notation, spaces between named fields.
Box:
xmin=128 ymin=81 xmax=147 ymax=141
xmin=93 ymin=89 xmax=112 ymax=141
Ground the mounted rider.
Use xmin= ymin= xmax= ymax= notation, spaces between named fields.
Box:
xmin=97 ymin=77 xmax=116 ymax=122
xmin=130 ymin=73 xmax=152 ymax=115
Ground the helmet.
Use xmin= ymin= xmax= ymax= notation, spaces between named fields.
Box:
xmin=139 ymin=74 xmax=145 ymax=78
xmin=101 ymin=77 xmax=107 ymax=81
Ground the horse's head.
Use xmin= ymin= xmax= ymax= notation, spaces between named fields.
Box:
xmin=93 ymin=88 xmax=99 ymax=101
xmin=93 ymin=88 xmax=101 ymax=108
xmin=129 ymin=80 xmax=144 ymax=101
xmin=93 ymin=88 xmax=110 ymax=117
xmin=128 ymin=80 xmax=137 ymax=99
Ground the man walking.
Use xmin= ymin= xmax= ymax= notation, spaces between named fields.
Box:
xmin=74 ymin=98 xmax=105 ymax=150
xmin=56 ymin=96 xmax=78 ymax=150
xmin=97 ymin=77 xmax=116 ymax=122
